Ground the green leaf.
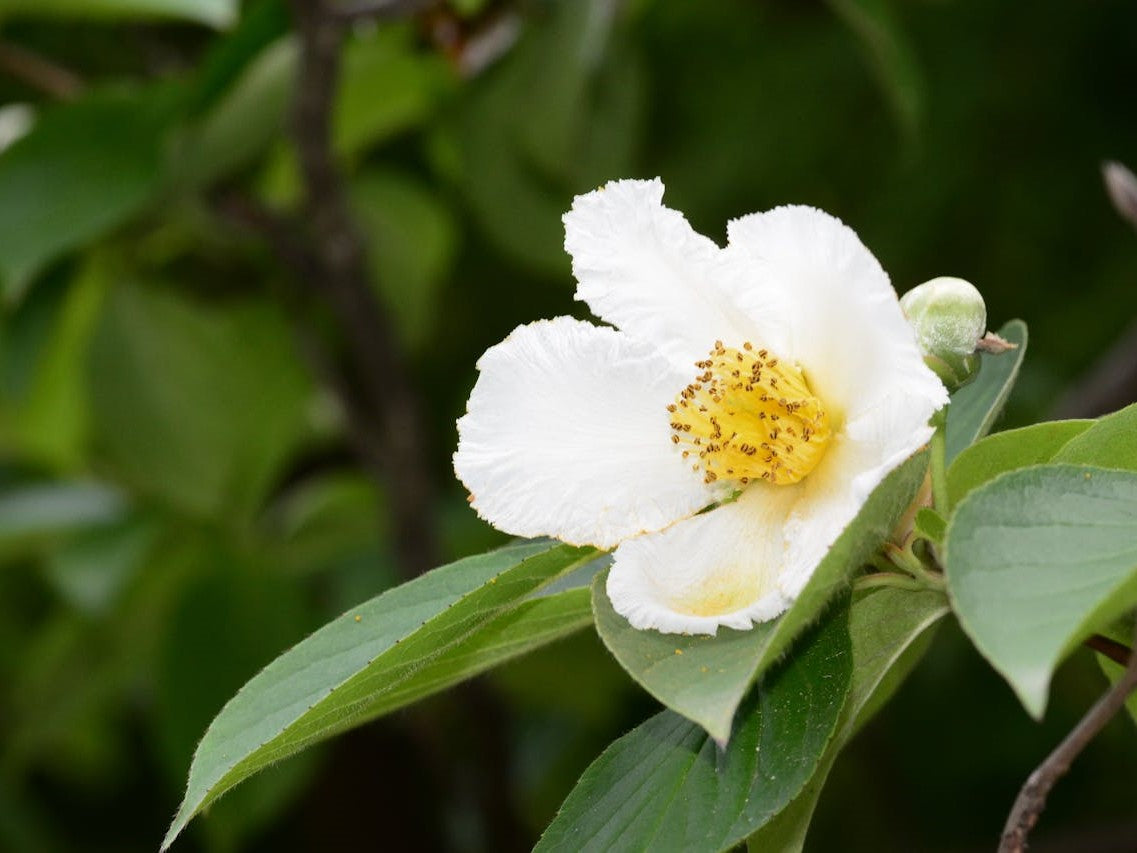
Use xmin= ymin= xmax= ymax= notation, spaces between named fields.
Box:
xmin=349 ymin=170 xmax=458 ymax=350
xmin=87 ymin=283 xmax=313 ymax=521
xmin=536 ymin=604 xmax=851 ymax=853
xmin=0 ymin=0 xmax=236 ymax=27
xmin=154 ymin=561 xmax=317 ymax=849
xmin=945 ymin=464 xmax=1137 ymax=718
xmin=189 ymin=0 xmax=290 ymax=114
xmin=946 ymin=419 xmax=1093 ymax=507
xmin=944 ymin=319 xmax=1028 ymax=464
xmin=746 ymin=587 xmax=948 ymax=852
xmin=42 ymin=514 xmax=157 ymax=615
xmin=174 ymin=38 xmax=297 ymax=189
xmin=0 ymin=91 xmax=173 ymax=303
xmin=593 ymin=450 xmax=928 ymax=742
xmin=336 ymin=26 xmax=452 ymax=157
xmin=913 ymin=507 xmax=946 ymax=546
xmin=1052 ymin=402 xmax=1137 ymax=472
xmin=162 ymin=540 xmax=599 ymax=851
xmin=449 ymin=0 xmax=640 ymax=273
xmin=0 ymin=258 xmax=107 ymax=469
xmin=0 ymin=481 xmax=127 ymax=547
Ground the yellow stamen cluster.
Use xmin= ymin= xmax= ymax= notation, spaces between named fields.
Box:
xmin=668 ymin=341 xmax=832 ymax=486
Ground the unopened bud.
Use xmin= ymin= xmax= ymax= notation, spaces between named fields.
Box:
xmin=900 ymin=277 xmax=987 ymax=390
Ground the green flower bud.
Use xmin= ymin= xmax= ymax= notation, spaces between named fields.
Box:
xmin=900 ymin=277 xmax=987 ymax=390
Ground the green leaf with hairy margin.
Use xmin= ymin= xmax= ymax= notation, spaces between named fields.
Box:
xmin=537 ymin=605 xmax=851 ymax=853
xmin=593 ymin=450 xmax=928 ymax=743
xmin=1052 ymin=402 xmax=1137 ymax=472
xmin=946 ymin=419 xmax=1093 ymax=507
xmin=944 ymin=319 xmax=1027 ymax=464
xmin=747 ymin=588 xmax=948 ymax=852
xmin=946 ymin=464 xmax=1137 ymax=718
xmin=162 ymin=540 xmax=600 ymax=850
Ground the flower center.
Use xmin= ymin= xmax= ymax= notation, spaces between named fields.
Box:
xmin=668 ymin=341 xmax=832 ymax=486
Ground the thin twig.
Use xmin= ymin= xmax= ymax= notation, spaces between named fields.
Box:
xmin=288 ymin=0 xmax=437 ymax=578
xmin=1049 ymin=163 xmax=1137 ymax=419
xmin=1085 ymin=633 xmax=1132 ymax=667
xmin=0 ymin=40 xmax=84 ymax=99
xmin=214 ymin=193 xmax=395 ymax=495
xmin=1051 ymin=319 xmax=1137 ymax=419
xmin=999 ymin=625 xmax=1137 ymax=851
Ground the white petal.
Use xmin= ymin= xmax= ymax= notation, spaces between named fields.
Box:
xmin=607 ymin=486 xmax=798 ymax=635
xmin=564 ymin=178 xmax=751 ymax=368
xmin=608 ymin=428 xmax=932 ymax=632
xmin=775 ymin=436 xmax=908 ymax=600
xmin=724 ymin=205 xmax=948 ymax=423
xmin=454 ymin=317 xmax=719 ymax=549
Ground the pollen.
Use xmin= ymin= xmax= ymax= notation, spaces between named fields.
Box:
xmin=668 ymin=341 xmax=832 ymax=486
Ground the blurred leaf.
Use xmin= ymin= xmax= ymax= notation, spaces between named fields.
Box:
xmin=0 ymin=481 xmax=128 ymax=547
xmin=42 ymin=514 xmax=158 ymax=615
xmin=451 ymin=0 xmax=642 ymax=272
xmin=946 ymin=419 xmax=1093 ymax=507
xmin=943 ymin=319 xmax=1027 ymax=464
xmin=5 ymin=610 xmax=129 ymax=782
xmin=592 ymin=450 xmax=928 ymax=742
xmin=175 ymin=38 xmax=297 ymax=188
xmin=827 ymin=0 xmax=926 ymax=135
xmin=0 ymin=0 xmax=236 ymax=27
xmin=337 ymin=25 xmax=452 ymax=158
xmin=0 ymin=90 xmax=175 ymax=303
xmin=449 ymin=0 xmax=487 ymax=16
xmin=189 ymin=0 xmax=291 ymax=113
xmin=87 ymin=283 xmax=313 ymax=521
xmin=256 ymin=26 xmax=453 ymax=206
xmin=163 ymin=540 xmax=598 ymax=850
xmin=261 ymin=471 xmax=385 ymax=576
xmin=746 ymin=588 xmax=948 ymax=852
xmin=350 ymin=169 xmax=458 ymax=349
xmin=0 ymin=258 xmax=109 ymax=470
xmin=1052 ymin=401 xmax=1137 ymax=471
xmin=536 ymin=605 xmax=850 ymax=853
xmin=259 ymin=471 xmax=400 ymax=615
xmin=946 ymin=465 xmax=1137 ymax=718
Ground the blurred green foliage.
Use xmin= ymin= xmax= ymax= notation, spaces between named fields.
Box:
xmin=0 ymin=0 xmax=1135 ymax=850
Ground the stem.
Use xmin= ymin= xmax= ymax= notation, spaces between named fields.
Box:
xmin=1085 ymin=633 xmax=1132 ymax=667
xmin=884 ymin=542 xmax=945 ymax=589
xmin=282 ymin=4 xmax=528 ymax=846
xmin=999 ymin=625 xmax=1137 ymax=851
xmin=930 ymin=424 xmax=950 ymax=512
xmin=854 ymin=572 xmax=925 ymax=592
xmin=0 ymin=40 xmax=84 ymax=99
xmin=289 ymin=0 xmax=437 ymax=578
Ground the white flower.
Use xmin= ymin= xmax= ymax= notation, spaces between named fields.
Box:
xmin=454 ymin=179 xmax=947 ymax=635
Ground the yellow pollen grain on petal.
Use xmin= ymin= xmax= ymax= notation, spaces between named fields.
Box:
xmin=668 ymin=342 xmax=832 ymax=486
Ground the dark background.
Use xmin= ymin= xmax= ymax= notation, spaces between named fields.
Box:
xmin=1 ymin=0 xmax=1136 ymax=850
